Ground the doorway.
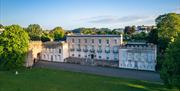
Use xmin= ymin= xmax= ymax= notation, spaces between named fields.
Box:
xmin=134 ymin=61 xmax=138 ymax=69
xmin=91 ymin=54 xmax=94 ymax=59
xmin=51 ymin=55 xmax=53 ymax=61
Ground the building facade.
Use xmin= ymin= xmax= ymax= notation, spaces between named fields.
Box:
xmin=119 ymin=42 xmax=157 ymax=71
xmin=66 ymin=34 xmax=123 ymax=61
xmin=26 ymin=34 xmax=157 ymax=71
xmin=25 ymin=41 xmax=69 ymax=67
xmin=40 ymin=41 xmax=69 ymax=62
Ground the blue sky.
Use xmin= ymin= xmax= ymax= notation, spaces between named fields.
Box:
xmin=0 ymin=0 xmax=180 ymax=30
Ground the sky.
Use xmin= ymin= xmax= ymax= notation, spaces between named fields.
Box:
xmin=0 ymin=0 xmax=180 ymax=30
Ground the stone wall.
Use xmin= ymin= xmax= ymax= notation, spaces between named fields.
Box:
xmin=66 ymin=57 xmax=119 ymax=67
xmin=25 ymin=41 xmax=43 ymax=67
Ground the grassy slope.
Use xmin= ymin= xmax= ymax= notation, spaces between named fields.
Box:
xmin=0 ymin=68 xmax=177 ymax=91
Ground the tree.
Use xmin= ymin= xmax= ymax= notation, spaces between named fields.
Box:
xmin=156 ymin=13 xmax=180 ymax=71
xmin=156 ymin=13 xmax=180 ymax=89
xmin=0 ymin=25 xmax=29 ymax=70
xmin=50 ymin=27 xmax=65 ymax=41
xmin=160 ymin=33 xmax=180 ymax=89
xmin=147 ymin=29 xmax=158 ymax=44
xmin=96 ymin=30 xmax=105 ymax=34
xmin=41 ymin=32 xmax=52 ymax=42
xmin=124 ymin=26 xmax=135 ymax=34
xmin=72 ymin=28 xmax=84 ymax=33
xmin=131 ymin=32 xmax=148 ymax=41
xmin=81 ymin=28 xmax=96 ymax=34
xmin=26 ymin=24 xmax=43 ymax=40
xmin=156 ymin=13 xmax=180 ymax=54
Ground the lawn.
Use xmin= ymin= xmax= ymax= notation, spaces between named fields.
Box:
xmin=0 ymin=68 xmax=178 ymax=91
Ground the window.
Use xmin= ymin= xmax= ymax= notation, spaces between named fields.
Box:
xmin=85 ymin=45 xmax=87 ymax=49
xmin=84 ymin=39 xmax=87 ymax=43
xmin=78 ymin=54 xmax=81 ymax=57
xmin=78 ymin=44 xmax=80 ymax=49
xmin=98 ymin=39 xmax=101 ymax=44
xmin=106 ymin=39 xmax=109 ymax=44
xmin=72 ymin=45 xmax=74 ymax=49
xmin=99 ymin=56 xmax=101 ymax=59
xmin=47 ymin=55 xmax=49 ymax=59
xmin=78 ymin=39 xmax=81 ymax=43
xmin=85 ymin=55 xmax=87 ymax=58
xmin=72 ymin=38 xmax=74 ymax=43
xmin=114 ymin=54 xmax=118 ymax=61
xmin=55 ymin=55 xmax=57 ymax=60
xmin=59 ymin=49 xmax=61 ymax=53
xmin=106 ymin=57 xmax=109 ymax=60
xmin=105 ymin=46 xmax=110 ymax=52
xmin=114 ymin=39 xmax=117 ymax=44
xmin=58 ymin=55 xmax=61 ymax=59
xmin=92 ymin=45 xmax=94 ymax=49
xmin=92 ymin=39 xmax=94 ymax=43
xmin=98 ymin=45 xmax=102 ymax=49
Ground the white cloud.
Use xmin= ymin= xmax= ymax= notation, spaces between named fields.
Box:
xmin=86 ymin=15 xmax=156 ymax=24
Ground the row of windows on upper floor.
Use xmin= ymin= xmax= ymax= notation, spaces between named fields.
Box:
xmin=70 ymin=38 xmax=118 ymax=44
xmin=42 ymin=48 xmax=62 ymax=53
xmin=70 ymin=48 xmax=119 ymax=54
xmin=71 ymin=45 xmax=118 ymax=50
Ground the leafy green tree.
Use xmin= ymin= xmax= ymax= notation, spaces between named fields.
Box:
xmin=124 ymin=26 xmax=135 ymax=34
xmin=26 ymin=24 xmax=42 ymax=40
xmin=156 ymin=13 xmax=180 ymax=54
xmin=0 ymin=25 xmax=29 ymax=70
xmin=156 ymin=13 xmax=180 ymax=71
xmin=156 ymin=13 xmax=180 ymax=89
xmin=0 ymin=46 xmax=3 ymax=56
xmin=41 ymin=32 xmax=52 ymax=42
xmin=131 ymin=32 xmax=148 ymax=41
xmin=160 ymin=33 xmax=180 ymax=89
xmin=81 ymin=28 xmax=96 ymax=34
xmin=96 ymin=30 xmax=105 ymax=34
xmin=147 ymin=29 xmax=158 ymax=44
xmin=111 ymin=29 xmax=121 ymax=35
xmin=50 ymin=27 xmax=65 ymax=41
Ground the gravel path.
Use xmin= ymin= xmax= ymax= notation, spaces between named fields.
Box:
xmin=35 ymin=61 xmax=162 ymax=82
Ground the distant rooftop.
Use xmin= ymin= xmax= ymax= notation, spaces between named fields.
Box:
xmin=67 ymin=34 xmax=121 ymax=37
xmin=121 ymin=42 xmax=156 ymax=48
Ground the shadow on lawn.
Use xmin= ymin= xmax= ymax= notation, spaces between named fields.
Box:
xmin=103 ymin=79 xmax=171 ymax=91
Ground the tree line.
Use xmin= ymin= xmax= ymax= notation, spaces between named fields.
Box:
xmin=25 ymin=24 xmax=65 ymax=42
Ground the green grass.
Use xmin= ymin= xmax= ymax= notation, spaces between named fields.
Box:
xmin=0 ymin=68 xmax=178 ymax=91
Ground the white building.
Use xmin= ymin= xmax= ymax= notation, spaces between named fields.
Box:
xmin=40 ymin=41 xmax=69 ymax=62
xmin=119 ymin=42 xmax=157 ymax=71
xmin=66 ymin=34 xmax=123 ymax=61
xmin=135 ymin=25 xmax=156 ymax=34
xmin=27 ymin=34 xmax=157 ymax=71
